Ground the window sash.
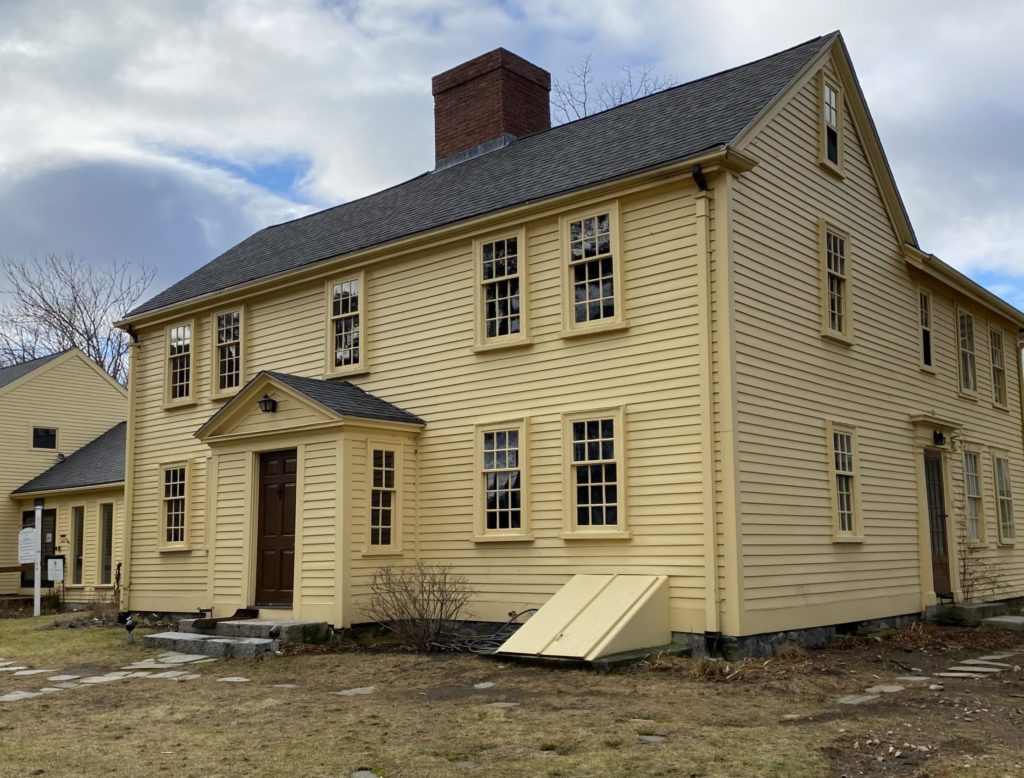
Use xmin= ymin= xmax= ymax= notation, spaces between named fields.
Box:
xmin=482 ymin=428 xmax=522 ymax=531
xmin=168 ymin=324 xmax=192 ymax=400
xmin=823 ymin=83 xmax=840 ymax=165
xmin=919 ymin=291 xmax=932 ymax=367
xmin=571 ymin=418 xmax=619 ymax=528
xmin=163 ymin=466 xmax=187 ymax=544
xmin=964 ymin=451 xmax=983 ymax=542
xmin=330 ymin=279 xmax=361 ymax=368
xmin=825 ymin=230 xmax=847 ymax=334
xmin=370 ymin=448 xmax=396 ymax=546
xmin=481 ymin=237 xmax=522 ymax=339
xmin=99 ymin=503 xmax=114 ymax=585
xmin=994 ymin=456 xmax=1015 ymax=540
xmin=568 ymin=213 xmax=615 ymax=325
xmin=216 ymin=311 xmax=242 ymax=391
xmin=958 ymin=312 xmax=977 ymax=391
xmin=72 ymin=506 xmax=84 ymax=585
xmin=830 ymin=428 xmax=857 ymax=535
xmin=990 ymin=330 xmax=1006 ymax=405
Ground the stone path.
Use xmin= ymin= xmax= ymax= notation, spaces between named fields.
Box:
xmin=836 ymin=651 xmax=1020 ymax=706
xmin=0 ymin=653 xmax=222 ymax=703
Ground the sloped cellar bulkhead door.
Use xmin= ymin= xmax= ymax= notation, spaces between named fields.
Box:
xmin=256 ymin=449 xmax=297 ymax=606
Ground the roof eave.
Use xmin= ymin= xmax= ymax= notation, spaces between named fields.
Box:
xmin=13 ymin=480 xmax=125 ymax=499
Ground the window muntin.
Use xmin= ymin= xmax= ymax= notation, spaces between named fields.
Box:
xmin=481 ymin=236 xmax=521 ymax=339
xmin=994 ymin=455 xmax=1015 ymax=542
xmin=162 ymin=466 xmax=187 ymax=544
xmin=571 ymin=418 xmax=619 ymax=528
xmin=958 ymin=310 xmax=977 ymax=392
xmin=330 ymin=278 xmax=361 ymax=369
xmin=216 ymin=310 xmax=242 ymax=392
xmin=569 ymin=213 xmax=615 ymax=325
xmin=99 ymin=503 xmax=113 ymax=585
xmin=823 ymin=82 xmax=840 ymax=166
xmin=71 ymin=506 xmax=84 ymax=585
xmin=370 ymin=448 xmax=396 ymax=547
xmin=919 ymin=290 xmax=933 ymax=368
xmin=482 ymin=428 xmax=522 ymax=532
xmin=964 ymin=451 xmax=984 ymax=543
xmin=824 ymin=227 xmax=849 ymax=336
xmin=32 ymin=427 xmax=57 ymax=449
xmin=990 ymin=329 xmax=1007 ymax=406
xmin=167 ymin=323 xmax=192 ymax=400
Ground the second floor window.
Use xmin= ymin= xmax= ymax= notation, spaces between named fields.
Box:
xmin=919 ymin=290 xmax=933 ymax=368
xmin=482 ymin=236 xmax=521 ymax=339
xmin=216 ymin=311 xmax=242 ymax=392
xmin=163 ymin=465 xmax=187 ymax=544
xmin=330 ymin=278 xmax=361 ymax=370
xmin=168 ymin=323 xmax=192 ymax=400
xmin=99 ymin=503 xmax=114 ymax=585
xmin=990 ymin=329 xmax=1007 ymax=406
xmin=823 ymin=226 xmax=849 ymax=337
xmin=958 ymin=310 xmax=977 ymax=393
xmin=71 ymin=505 xmax=84 ymax=585
xmin=569 ymin=212 xmax=615 ymax=325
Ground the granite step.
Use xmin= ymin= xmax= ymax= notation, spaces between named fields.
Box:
xmin=177 ymin=618 xmax=330 ymax=643
xmin=980 ymin=615 xmax=1024 ymax=632
xmin=143 ymin=631 xmax=275 ymax=659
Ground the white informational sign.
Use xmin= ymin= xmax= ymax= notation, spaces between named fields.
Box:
xmin=47 ymin=557 xmax=64 ymax=582
xmin=18 ymin=527 xmax=37 ymax=564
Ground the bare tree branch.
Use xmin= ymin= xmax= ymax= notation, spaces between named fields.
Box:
xmin=0 ymin=252 xmax=154 ymax=384
xmin=552 ymin=54 xmax=673 ymax=124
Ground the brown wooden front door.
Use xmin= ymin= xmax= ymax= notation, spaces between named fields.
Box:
xmin=255 ymin=449 xmax=297 ymax=606
xmin=924 ymin=451 xmax=952 ymax=595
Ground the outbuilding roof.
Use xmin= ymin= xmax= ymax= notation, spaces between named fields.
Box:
xmin=0 ymin=351 xmax=68 ymax=391
xmin=127 ymin=34 xmax=836 ymax=318
xmin=14 ymin=422 xmax=126 ymax=495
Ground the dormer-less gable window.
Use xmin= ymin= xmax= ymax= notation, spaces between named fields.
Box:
xmin=819 ymin=75 xmax=844 ymax=174
xmin=326 ymin=271 xmax=366 ymax=375
xmin=820 ymin=220 xmax=852 ymax=342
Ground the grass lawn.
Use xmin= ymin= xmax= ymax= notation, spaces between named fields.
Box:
xmin=1 ymin=614 xmax=1023 ymax=777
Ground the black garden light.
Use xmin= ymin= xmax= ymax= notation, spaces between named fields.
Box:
xmin=257 ymin=393 xmax=278 ymax=413
xmin=125 ymin=615 xmax=136 ymax=644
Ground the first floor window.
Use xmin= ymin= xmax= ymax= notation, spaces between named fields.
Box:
xmin=71 ymin=506 xmax=84 ymax=585
xmin=990 ymin=329 xmax=1007 ymax=406
xmin=32 ymin=427 xmax=57 ymax=449
xmin=167 ymin=323 xmax=192 ymax=400
xmin=958 ymin=310 xmax=977 ymax=392
xmin=571 ymin=417 xmax=619 ymax=527
xmin=830 ymin=425 xmax=857 ymax=535
xmin=216 ymin=310 xmax=242 ymax=391
xmin=964 ymin=451 xmax=983 ymax=543
xmin=568 ymin=212 xmax=615 ymax=324
xmin=99 ymin=503 xmax=114 ymax=585
xmin=330 ymin=278 xmax=360 ymax=369
xmin=370 ymin=449 xmax=396 ymax=546
xmin=483 ymin=428 xmax=522 ymax=531
xmin=163 ymin=466 xmax=187 ymax=544
xmin=994 ymin=455 xmax=1015 ymax=542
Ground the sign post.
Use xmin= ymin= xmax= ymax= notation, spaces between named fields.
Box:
xmin=33 ymin=498 xmax=43 ymax=617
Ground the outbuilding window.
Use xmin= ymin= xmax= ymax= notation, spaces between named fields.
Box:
xmin=99 ymin=503 xmax=114 ymax=585
xmin=71 ymin=505 xmax=84 ymax=585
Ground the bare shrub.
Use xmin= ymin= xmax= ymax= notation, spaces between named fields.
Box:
xmin=363 ymin=562 xmax=473 ymax=652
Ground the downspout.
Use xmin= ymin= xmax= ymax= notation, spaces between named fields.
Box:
xmin=693 ymin=165 xmax=721 ymax=637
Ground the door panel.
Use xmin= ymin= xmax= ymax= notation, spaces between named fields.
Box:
xmin=924 ymin=451 xmax=952 ymax=595
xmin=255 ymin=449 xmax=297 ymax=606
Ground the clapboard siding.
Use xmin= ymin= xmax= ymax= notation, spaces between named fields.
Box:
xmin=730 ymin=55 xmax=1024 ymax=630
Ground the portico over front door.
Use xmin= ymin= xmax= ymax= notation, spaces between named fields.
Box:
xmin=256 ymin=449 xmax=297 ymax=606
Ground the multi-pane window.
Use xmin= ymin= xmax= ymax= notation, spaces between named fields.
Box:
xmin=994 ymin=455 xmax=1015 ymax=542
xmin=99 ymin=503 xmax=113 ymax=585
xmin=167 ymin=323 xmax=192 ymax=400
xmin=216 ymin=311 xmax=242 ymax=392
xmin=481 ymin=236 xmax=521 ymax=339
xmin=330 ymin=278 xmax=361 ymax=369
xmin=831 ymin=428 xmax=856 ymax=534
xmin=370 ymin=448 xmax=396 ymax=547
xmin=163 ymin=466 xmax=187 ymax=544
xmin=71 ymin=506 xmax=84 ymax=585
xmin=825 ymin=228 xmax=848 ymax=335
xmin=568 ymin=213 xmax=615 ymax=325
xmin=32 ymin=427 xmax=57 ymax=449
xmin=919 ymin=290 xmax=933 ymax=368
xmin=964 ymin=451 xmax=984 ymax=543
xmin=990 ymin=329 xmax=1007 ymax=406
xmin=571 ymin=418 xmax=619 ymax=528
xmin=958 ymin=310 xmax=977 ymax=392
xmin=823 ymin=81 xmax=840 ymax=166
xmin=482 ymin=429 xmax=522 ymax=531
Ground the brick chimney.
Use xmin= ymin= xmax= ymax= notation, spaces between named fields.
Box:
xmin=432 ymin=48 xmax=551 ymax=168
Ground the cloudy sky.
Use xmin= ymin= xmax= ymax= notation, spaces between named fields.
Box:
xmin=1 ymin=0 xmax=1022 ymax=307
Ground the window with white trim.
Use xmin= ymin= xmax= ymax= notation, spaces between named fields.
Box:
xmin=482 ymin=428 xmax=522 ymax=532
xmin=568 ymin=212 xmax=615 ymax=325
xmin=823 ymin=81 xmax=840 ymax=166
xmin=369 ymin=448 xmax=396 ymax=547
xmin=828 ymin=423 xmax=860 ymax=537
xmin=571 ymin=417 xmax=620 ymax=528
xmin=990 ymin=328 xmax=1007 ymax=406
xmin=330 ymin=277 xmax=361 ymax=370
xmin=481 ymin=236 xmax=522 ymax=340
xmin=162 ymin=465 xmax=187 ymax=544
xmin=167 ymin=323 xmax=192 ymax=401
xmin=822 ymin=225 xmax=850 ymax=337
xmin=919 ymin=290 xmax=933 ymax=368
xmin=957 ymin=310 xmax=977 ymax=393
xmin=215 ymin=310 xmax=242 ymax=392
xmin=964 ymin=450 xmax=984 ymax=543
xmin=71 ymin=505 xmax=84 ymax=585
xmin=994 ymin=454 xmax=1015 ymax=542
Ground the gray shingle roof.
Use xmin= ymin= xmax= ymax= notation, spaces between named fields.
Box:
xmin=266 ymin=372 xmax=424 ymax=426
xmin=129 ymin=34 xmax=834 ymax=318
xmin=14 ymin=422 xmax=126 ymax=495
xmin=0 ymin=351 xmax=68 ymax=391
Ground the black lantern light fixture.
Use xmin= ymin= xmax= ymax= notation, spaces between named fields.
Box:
xmin=257 ymin=393 xmax=278 ymax=414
